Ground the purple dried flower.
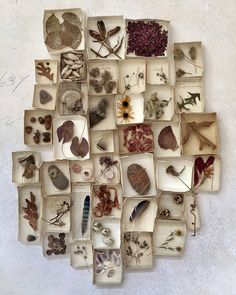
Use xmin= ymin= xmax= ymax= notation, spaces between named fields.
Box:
xmin=126 ymin=20 xmax=168 ymax=57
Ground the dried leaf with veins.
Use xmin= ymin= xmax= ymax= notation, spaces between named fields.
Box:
xmin=182 ymin=121 xmax=216 ymax=150
xmin=36 ymin=62 xmax=54 ymax=81
xmin=57 ymin=120 xmax=74 ymax=143
xmin=22 ymin=192 xmax=38 ymax=232
xmin=70 ymin=136 xmax=89 ymax=157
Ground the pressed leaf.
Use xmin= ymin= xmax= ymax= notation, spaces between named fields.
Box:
xmin=70 ymin=136 xmax=89 ymax=157
xmin=183 ymin=121 xmax=216 ymax=151
xmin=57 ymin=120 xmax=74 ymax=143
xmin=22 ymin=192 xmax=38 ymax=232
xmin=78 ymin=137 xmax=89 ymax=158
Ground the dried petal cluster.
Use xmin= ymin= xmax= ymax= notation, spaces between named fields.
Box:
xmin=127 ymin=21 xmax=168 ymax=56
xmin=123 ymin=124 xmax=154 ymax=152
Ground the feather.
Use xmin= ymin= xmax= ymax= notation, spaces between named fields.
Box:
xmin=129 ymin=200 xmax=150 ymax=222
xmin=81 ymin=195 xmax=90 ymax=235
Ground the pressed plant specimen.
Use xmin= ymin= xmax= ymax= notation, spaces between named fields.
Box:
xmin=177 ymin=92 xmax=201 ymax=111
xmin=42 ymin=201 xmax=72 ymax=227
xmin=22 ymin=192 xmax=39 ymax=242
xmin=145 ymin=92 xmax=172 ymax=119
xmin=123 ymin=124 xmax=154 ymax=152
xmin=124 ymin=233 xmax=151 ymax=265
xmin=116 ymin=96 xmax=134 ymax=123
xmin=158 ymin=230 xmax=183 ymax=252
xmin=174 ymin=46 xmax=201 ymax=74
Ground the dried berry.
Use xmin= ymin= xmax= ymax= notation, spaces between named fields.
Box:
xmin=42 ymin=132 xmax=51 ymax=143
xmin=25 ymin=126 xmax=33 ymax=134
xmin=38 ymin=117 xmax=45 ymax=124
xmin=33 ymin=130 xmax=40 ymax=144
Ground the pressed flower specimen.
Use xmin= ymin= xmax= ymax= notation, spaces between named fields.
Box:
xmin=123 ymin=124 xmax=154 ymax=152
xmin=116 ymin=96 xmax=134 ymax=123
xmin=124 ymin=233 xmax=151 ymax=265
xmin=89 ymin=67 xmax=117 ymax=94
xmin=126 ymin=20 xmax=168 ymax=57
xmin=194 ymin=156 xmax=215 ymax=187
xmin=158 ymin=230 xmax=183 ymax=252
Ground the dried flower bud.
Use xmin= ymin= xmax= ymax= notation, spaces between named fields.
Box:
xmin=166 ymin=165 xmax=185 ymax=176
xmin=176 ymin=68 xmax=186 ymax=78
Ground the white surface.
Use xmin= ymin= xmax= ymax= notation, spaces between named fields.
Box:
xmin=0 ymin=0 xmax=235 ymax=294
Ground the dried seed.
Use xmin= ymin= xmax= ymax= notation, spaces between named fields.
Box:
xmin=25 ymin=126 xmax=33 ymax=134
xmin=61 ymin=65 xmax=70 ymax=76
xmin=63 ymin=69 xmax=72 ymax=79
xmin=70 ymin=64 xmax=81 ymax=70
xmin=72 ymin=71 xmax=81 ymax=77
xmin=63 ymin=59 xmax=74 ymax=66
xmin=68 ymin=53 xmax=80 ymax=60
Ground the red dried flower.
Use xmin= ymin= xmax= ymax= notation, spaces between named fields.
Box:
xmin=123 ymin=124 xmax=154 ymax=153
xmin=194 ymin=156 xmax=215 ymax=187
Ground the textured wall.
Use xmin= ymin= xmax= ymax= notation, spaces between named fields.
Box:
xmin=0 ymin=0 xmax=235 ymax=294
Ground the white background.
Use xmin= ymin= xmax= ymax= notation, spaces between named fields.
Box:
xmin=0 ymin=0 xmax=236 ymax=294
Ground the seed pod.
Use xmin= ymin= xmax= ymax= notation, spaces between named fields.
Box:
xmin=89 ymin=30 xmax=103 ymax=41
xmin=97 ymin=20 xmax=106 ymax=38
xmin=107 ymin=26 xmax=120 ymax=37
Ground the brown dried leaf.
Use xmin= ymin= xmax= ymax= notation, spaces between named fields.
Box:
xmin=158 ymin=126 xmax=178 ymax=151
xmin=46 ymin=13 xmax=60 ymax=34
xmin=70 ymin=136 xmax=89 ymax=157
xmin=22 ymin=192 xmax=38 ymax=232
xmin=57 ymin=121 xmax=74 ymax=143
xmin=183 ymin=121 xmax=216 ymax=151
